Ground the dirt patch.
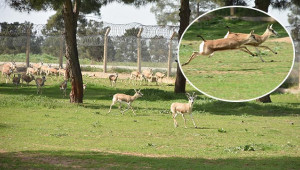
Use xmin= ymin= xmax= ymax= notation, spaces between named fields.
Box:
xmin=268 ymin=37 xmax=292 ymax=43
xmin=7 ymin=152 xmax=92 ymax=168
xmin=91 ymin=149 xmax=171 ymax=158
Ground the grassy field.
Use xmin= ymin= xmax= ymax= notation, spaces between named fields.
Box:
xmin=0 ymin=74 xmax=300 ymax=169
xmin=179 ymin=17 xmax=294 ymax=101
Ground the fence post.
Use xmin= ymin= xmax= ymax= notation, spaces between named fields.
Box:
xmin=137 ymin=27 xmax=143 ymax=72
xmin=26 ymin=25 xmax=31 ymax=67
xmin=167 ymin=31 xmax=176 ymax=77
xmin=103 ymin=27 xmax=111 ymax=73
xmin=59 ymin=31 xmax=64 ymax=68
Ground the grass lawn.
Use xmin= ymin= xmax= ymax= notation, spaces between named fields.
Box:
xmin=0 ymin=74 xmax=300 ymax=169
xmin=179 ymin=17 xmax=294 ymax=101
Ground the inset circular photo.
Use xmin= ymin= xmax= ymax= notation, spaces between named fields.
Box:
xmin=179 ymin=6 xmax=294 ymax=102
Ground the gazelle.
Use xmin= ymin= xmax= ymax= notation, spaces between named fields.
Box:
xmin=181 ymin=30 xmax=258 ymax=66
xmin=12 ymin=74 xmax=21 ymax=89
xmin=155 ymin=72 xmax=165 ymax=84
xmin=58 ymin=67 xmax=66 ymax=77
xmin=225 ymin=25 xmax=278 ymax=62
xmin=130 ymin=71 xmax=142 ymax=85
xmin=26 ymin=67 xmax=38 ymax=75
xmin=21 ymin=73 xmax=35 ymax=86
xmin=2 ymin=62 xmax=16 ymax=83
xmin=35 ymin=76 xmax=46 ymax=94
xmin=171 ymin=92 xmax=197 ymax=128
xmin=109 ymin=73 xmax=118 ymax=87
xmin=108 ymin=89 xmax=143 ymax=115
xmin=32 ymin=62 xmax=43 ymax=75
xmin=59 ymin=80 xmax=68 ymax=97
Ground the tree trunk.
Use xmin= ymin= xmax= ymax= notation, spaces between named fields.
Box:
xmin=26 ymin=25 xmax=31 ymax=68
xmin=174 ymin=0 xmax=190 ymax=93
xmin=63 ymin=0 xmax=83 ymax=103
xmin=255 ymin=0 xmax=272 ymax=103
xmin=59 ymin=31 xmax=64 ymax=69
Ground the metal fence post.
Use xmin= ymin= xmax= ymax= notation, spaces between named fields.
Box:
xmin=26 ymin=25 xmax=31 ymax=67
xmin=103 ymin=27 xmax=111 ymax=73
xmin=168 ymin=31 xmax=176 ymax=77
xmin=59 ymin=31 xmax=64 ymax=68
xmin=137 ymin=27 xmax=143 ymax=72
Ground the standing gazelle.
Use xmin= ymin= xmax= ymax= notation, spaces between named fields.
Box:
xmin=171 ymin=92 xmax=197 ymax=128
xmin=35 ymin=76 xmax=46 ymax=94
xmin=60 ymin=80 xmax=68 ymax=97
xmin=109 ymin=73 xmax=118 ymax=87
xmin=181 ymin=30 xmax=258 ymax=66
xmin=225 ymin=25 xmax=278 ymax=62
xmin=108 ymin=89 xmax=143 ymax=115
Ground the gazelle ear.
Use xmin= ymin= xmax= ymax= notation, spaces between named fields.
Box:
xmin=250 ymin=30 xmax=254 ymax=35
xmin=186 ymin=93 xmax=191 ymax=98
xmin=270 ymin=24 xmax=273 ymax=29
xmin=134 ymin=89 xmax=137 ymax=92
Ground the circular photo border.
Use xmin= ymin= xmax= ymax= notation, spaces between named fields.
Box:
xmin=177 ymin=6 xmax=295 ymax=102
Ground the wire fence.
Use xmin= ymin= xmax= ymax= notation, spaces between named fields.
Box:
xmin=0 ymin=22 xmax=299 ymax=85
xmin=0 ymin=22 xmax=179 ymax=76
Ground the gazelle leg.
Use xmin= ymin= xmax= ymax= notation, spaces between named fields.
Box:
xmin=182 ymin=52 xmax=200 ymax=66
xmin=238 ymin=46 xmax=256 ymax=56
xmin=108 ymin=99 xmax=117 ymax=113
xmin=181 ymin=114 xmax=187 ymax=128
xmin=190 ymin=114 xmax=197 ymax=128
xmin=257 ymin=45 xmax=278 ymax=54
xmin=172 ymin=112 xmax=178 ymax=127
xmin=208 ymin=52 xmax=214 ymax=58
xmin=129 ymin=104 xmax=136 ymax=115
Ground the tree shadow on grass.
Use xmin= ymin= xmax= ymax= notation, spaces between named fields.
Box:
xmin=0 ymin=150 xmax=299 ymax=169
xmin=194 ymin=99 xmax=300 ymax=117
xmin=0 ymin=83 xmax=189 ymax=101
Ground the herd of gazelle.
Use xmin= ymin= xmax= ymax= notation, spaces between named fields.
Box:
xmin=181 ymin=24 xmax=279 ymax=66
xmin=108 ymin=68 xmax=166 ymax=87
xmin=2 ymin=25 xmax=279 ymax=128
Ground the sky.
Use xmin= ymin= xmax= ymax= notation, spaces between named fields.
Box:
xmin=0 ymin=1 xmax=293 ymax=27
xmin=0 ymin=2 xmax=157 ymax=25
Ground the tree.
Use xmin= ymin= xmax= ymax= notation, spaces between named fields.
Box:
xmin=7 ymin=0 xmax=155 ymax=103
xmin=150 ymin=0 xmax=216 ymax=26
xmin=174 ymin=0 xmax=190 ymax=93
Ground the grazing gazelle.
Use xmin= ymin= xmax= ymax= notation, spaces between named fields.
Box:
xmin=225 ymin=25 xmax=278 ymax=62
xmin=21 ymin=73 xmax=35 ymax=86
xmin=181 ymin=30 xmax=258 ymax=66
xmin=171 ymin=92 xmax=197 ymax=128
xmin=108 ymin=89 xmax=143 ymax=115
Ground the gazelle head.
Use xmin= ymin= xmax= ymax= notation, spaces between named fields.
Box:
xmin=267 ymin=24 xmax=278 ymax=36
xmin=186 ymin=92 xmax=197 ymax=104
xmin=134 ymin=89 xmax=143 ymax=97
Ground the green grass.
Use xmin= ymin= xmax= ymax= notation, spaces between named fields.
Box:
xmin=183 ymin=17 xmax=288 ymax=41
xmin=0 ymin=74 xmax=300 ymax=169
xmin=179 ymin=18 xmax=293 ymax=101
